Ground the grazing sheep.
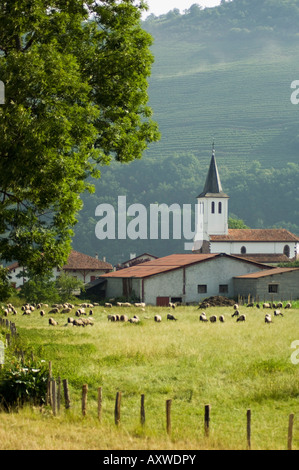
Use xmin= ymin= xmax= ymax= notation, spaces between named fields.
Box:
xmin=61 ymin=307 xmax=72 ymax=314
xmin=274 ymin=309 xmax=283 ymax=317
xmin=154 ymin=315 xmax=162 ymax=322
xmin=199 ymin=312 xmax=208 ymax=322
xmin=128 ymin=316 xmax=140 ymax=323
xmin=236 ymin=314 xmax=246 ymax=322
xmin=209 ymin=315 xmax=217 ymax=323
xmin=73 ymin=318 xmax=84 ymax=326
xmin=256 ymin=303 xmax=260 ymax=308
xmin=120 ymin=314 xmax=128 ymax=322
xmin=40 ymin=310 xmax=45 ymax=317
xmin=105 ymin=303 xmax=113 ymax=308
xmin=219 ymin=315 xmax=225 ymax=323
xmin=49 ymin=317 xmax=58 ymax=326
xmin=265 ymin=314 xmax=273 ymax=324
xmin=233 ymin=304 xmax=239 ymax=310
xmin=22 ymin=309 xmax=31 ymax=316
xmin=134 ymin=302 xmax=146 ymax=308
xmin=232 ymin=310 xmax=240 ymax=318
xmin=276 ymin=302 xmax=283 ymax=308
xmin=49 ymin=307 xmax=59 ymax=314
xmin=68 ymin=317 xmax=74 ymax=324
xmin=285 ymin=302 xmax=292 ymax=309
xmin=89 ymin=309 xmax=93 ymax=316
xmin=263 ymin=303 xmax=271 ymax=309
xmin=168 ymin=302 xmax=176 ymax=309
xmin=247 ymin=302 xmax=254 ymax=307
xmin=167 ymin=313 xmax=177 ymax=321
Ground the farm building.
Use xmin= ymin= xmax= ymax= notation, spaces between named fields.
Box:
xmin=7 ymin=250 xmax=113 ymax=288
xmin=234 ymin=267 xmax=299 ymax=302
xmin=116 ymin=252 xmax=158 ymax=270
xmin=193 ymin=146 xmax=299 ymax=260
xmin=100 ymin=253 xmax=271 ymax=305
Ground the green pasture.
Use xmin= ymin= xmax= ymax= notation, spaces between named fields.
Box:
xmin=0 ymin=302 xmax=298 ymax=450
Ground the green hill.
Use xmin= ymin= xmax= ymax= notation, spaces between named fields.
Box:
xmin=72 ymin=0 xmax=299 ymax=265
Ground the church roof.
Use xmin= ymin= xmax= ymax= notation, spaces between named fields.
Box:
xmin=198 ymin=148 xmax=229 ymax=198
xmin=210 ymin=229 xmax=299 ymax=242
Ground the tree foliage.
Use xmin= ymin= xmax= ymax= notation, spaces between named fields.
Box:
xmin=0 ymin=0 xmax=159 ymax=274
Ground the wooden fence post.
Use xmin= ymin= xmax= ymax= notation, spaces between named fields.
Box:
xmin=247 ymin=409 xmax=251 ymax=450
xmin=98 ymin=387 xmax=102 ymax=422
xmin=288 ymin=413 xmax=295 ymax=451
xmin=63 ymin=379 xmax=71 ymax=410
xmin=204 ymin=404 xmax=210 ymax=437
xmin=140 ymin=394 xmax=145 ymax=427
xmin=57 ymin=377 xmax=61 ymax=414
xmin=51 ymin=379 xmax=57 ymax=416
xmin=166 ymin=399 xmax=172 ymax=435
xmin=82 ymin=384 xmax=88 ymax=417
xmin=115 ymin=391 xmax=121 ymax=426
xmin=46 ymin=361 xmax=52 ymax=406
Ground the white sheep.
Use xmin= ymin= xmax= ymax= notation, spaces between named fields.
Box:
xmin=154 ymin=315 xmax=162 ymax=322
xmin=199 ymin=312 xmax=208 ymax=322
xmin=263 ymin=303 xmax=271 ymax=309
xmin=285 ymin=302 xmax=292 ymax=309
xmin=120 ymin=314 xmax=128 ymax=322
xmin=265 ymin=314 xmax=273 ymax=324
xmin=274 ymin=309 xmax=283 ymax=317
xmin=49 ymin=317 xmax=58 ymax=326
xmin=219 ymin=315 xmax=225 ymax=323
xmin=105 ymin=303 xmax=113 ymax=308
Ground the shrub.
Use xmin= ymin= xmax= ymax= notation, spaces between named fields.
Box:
xmin=0 ymin=359 xmax=49 ymax=410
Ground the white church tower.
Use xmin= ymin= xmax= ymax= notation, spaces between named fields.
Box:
xmin=193 ymin=145 xmax=229 ymax=252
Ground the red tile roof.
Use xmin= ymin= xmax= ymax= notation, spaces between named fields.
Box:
xmin=102 ymin=253 xmax=269 ymax=279
xmin=234 ymin=267 xmax=299 ymax=279
xmin=63 ymin=250 xmax=112 ymax=271
xmin=211 ymin=229 xmax=299 ymax=242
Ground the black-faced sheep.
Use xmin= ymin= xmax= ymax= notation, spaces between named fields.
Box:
xmin=168 ymin=302 xmax=176 ymax=309
xmin=263 ymin=303 xmax=271 ymax=309
xmin=274 ymin=309 xmax=283 ymax=317
xmin=167 ymin=313 xmax=177 ymax=321
xmin=209 ymin=315 xmax=217 ymax=323
xmin=40 ymin=310 xmax=45 ymax=317
xmin=154 ymin=315 xmax=162 ymax=322
xmin=219 ymin=315 xmax=225 ymax=323
xmin=236 ymin=314 xmax=246 ymax=322
xmin=285 ymin=302 xmax=292 ymax=309
xmin=49 ymin=317 xmax=58 ymax=326
xmin=232 ymin=310 xmax=240 ymax=318
xmin=199 ymin=312 xmax=208 ymax=322
xmin=265 ymin=314 xmax=273 ymax=324
xmin=120 ymin=314 xmax=128 ymax=322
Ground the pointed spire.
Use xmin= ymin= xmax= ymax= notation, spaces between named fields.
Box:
xmin=197 ymin=144 xmax=229 ymax=198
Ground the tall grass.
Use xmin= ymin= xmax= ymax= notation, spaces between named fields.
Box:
xmin=0 ymin=304 xmax=298 ymax=450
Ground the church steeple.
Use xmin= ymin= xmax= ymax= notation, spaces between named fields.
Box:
xmin=193 ymin=145 xmax=229 ymax=252
xmin=198 ymin=144 xmax=228 ymax=198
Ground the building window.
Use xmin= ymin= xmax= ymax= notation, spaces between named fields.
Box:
xmin=218 ymin=202 xmax=222 ymax=214
xmin=268 ymin=284 xmax=279 ymax=293
xmin=241 ymin=246 xmax=247 ymax=254
xmin=198 ymin=285 xmax=207 ymax=294
xmin=219 ymin=284 xmax=228 ymax=294
xmin=283 ymin=245 xmax=290 ymax=258
xmin=211 ymin=201 xmax=215 ymax=214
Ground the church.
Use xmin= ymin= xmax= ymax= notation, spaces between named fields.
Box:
xmin=193 ymin=146 xmax=299 ymax=263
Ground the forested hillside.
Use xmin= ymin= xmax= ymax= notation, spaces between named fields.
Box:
xmin=73 ymin=0 xmax=299 ymax=265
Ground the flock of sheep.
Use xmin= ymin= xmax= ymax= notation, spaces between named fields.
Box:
xmin=0 ymin=299 xmax=293 ymax=328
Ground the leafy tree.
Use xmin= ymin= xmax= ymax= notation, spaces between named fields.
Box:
xmin=0 ymin=0 xmax=160 ymax=275
xmin=0 ymin=266 xmax=13 ymax=302
xmin=20 ymin=272 xmax=60 ymax=304
xmin=55 ymin=273 xmax=84 ymax=303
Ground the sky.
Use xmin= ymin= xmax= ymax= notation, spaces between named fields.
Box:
xmin=144 ymin=0 xmax=222 ymax=18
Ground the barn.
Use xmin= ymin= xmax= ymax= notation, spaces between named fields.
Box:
xmin=101 ymin=253 xmax=271 ymax=305
xmin=234 ymin=267 xmax=299 ymax=302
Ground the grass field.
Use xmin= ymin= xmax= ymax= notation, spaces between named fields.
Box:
xmin=0 ymin=303 xmax=298 ymax=450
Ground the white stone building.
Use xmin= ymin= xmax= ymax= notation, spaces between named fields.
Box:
xmin=193 ymin=146 xmax=299 ymax=261
xmin=102 ymin=253 xmax=270 ymax=305
xmin=7 ymin=250 xmax=113 ymax=288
